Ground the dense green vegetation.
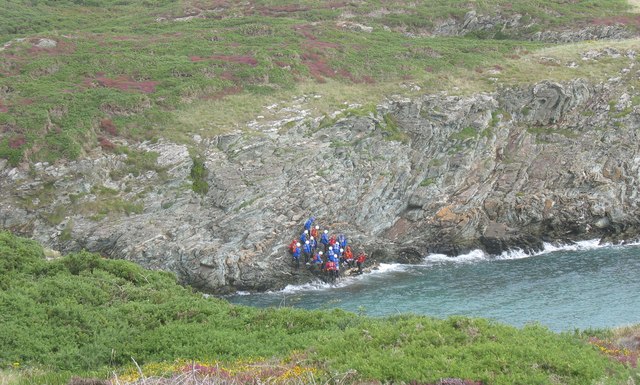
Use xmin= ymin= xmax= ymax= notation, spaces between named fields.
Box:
xmin=0 ymin=0 xmax=637 ymax=165
xmin=1 ymin=231 xmax=638 ymax=384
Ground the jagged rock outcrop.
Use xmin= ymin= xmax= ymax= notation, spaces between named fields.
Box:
xmin=423 ymin=10 xmax=634 ymax=42
xmin=3 ymin=50 xmax=640 ymax=293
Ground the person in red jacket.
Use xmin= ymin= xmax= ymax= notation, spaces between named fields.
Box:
xmin=325 ymin=260 xmax=337 ymax=283
xmin=289 ymin=239 xmax=298 ymax=254
xmin=356 ymin=251 xmax=367 ymax=273
xmin=344 ymin=246 xmax=354 ymax=268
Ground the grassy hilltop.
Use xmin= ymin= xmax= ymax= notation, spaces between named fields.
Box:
xmin=1 ymin=0 xmax=640 ymax=166
xmin=0 ymin=231 xmax=638 ymax=384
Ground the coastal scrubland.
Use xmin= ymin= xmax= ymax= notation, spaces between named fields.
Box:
xmin=1 ymin=231 xmax=638 ymax=384
xmin=3 ymin=1 xmax=640 ymax=383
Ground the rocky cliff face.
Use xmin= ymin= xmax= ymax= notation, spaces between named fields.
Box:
xmin=2 ymin=48 xmax=640 ymax=293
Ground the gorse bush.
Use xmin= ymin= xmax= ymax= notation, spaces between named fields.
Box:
xmin=1 ymin=232 xmax=638 ymax=384
xmin=190 ymin=157 xmax=209 ymax=195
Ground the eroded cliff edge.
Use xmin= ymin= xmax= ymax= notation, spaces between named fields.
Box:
xmin=3 ymin=54 xmax=640 ymax=292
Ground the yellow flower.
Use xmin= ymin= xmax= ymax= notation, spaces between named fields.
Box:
xmin=11 ymin=362 xmax=20 ymax=369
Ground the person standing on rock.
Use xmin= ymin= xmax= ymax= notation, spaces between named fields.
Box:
xmin=321 ymin=230 xmax=330 ymax=253
xmin=329 ymin=234 xmax=337 ymax=249
xmin=332 ymin=241 xmax=341 ymax=257
xmin=312 ymin=250 xmax=323 ymax=269
xmin=289 ymin=238 xmax=298 ymax=254
xmin=300 ymin=230 xmax=308 ymax=244
xmin=304 ymin=216 xmax=315 ymax=234
xmin=309 ymin=236 xmax=317 ymax=252
xmin=303 ymin=240 xmax=312 ymax=264
xmin=338 ymin=233 xmax=348 ymax=251
xmin=325 ymin=255 xmax=338 ymax=283
xmin=344 ymin=246 xmax=354 ymax=267
xmin=310 ymin=225 xmax=319 ymax=240
xmin=356 ymin=251 xmax=367 ymax=273
xmin=292 ymin=243 xmax=301 ymax=268
xmin=325 ymin=248 xmax=335 ymax=270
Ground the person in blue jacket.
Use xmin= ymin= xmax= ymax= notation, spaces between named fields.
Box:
xmin=309 ymin=236 xmax=317 ymax=252
xmin=332 ymin=241 xmax=341 ymax=257
xmin=303 ymin=240 xmax=312 ymax=264
xmin=311 ymin=251 xmax=323 ymax=270
xmin=320 ymin=230 xmax=330 ymax=252
xmin=292 ymin=243 xmax=301 ymax=268
xmin=338 ymin=233 xmax=347 ymax=250
xmin=300 ymin=230 xmax=308 ymax=244
xmin=304 ymin=216 xmax=315 ymax=233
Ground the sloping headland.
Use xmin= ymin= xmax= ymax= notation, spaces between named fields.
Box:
xmin=1 ymin=1 xmax=640 ymax=383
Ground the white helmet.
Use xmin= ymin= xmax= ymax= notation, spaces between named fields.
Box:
xmin=340 ymin=248 xmax=344 ymax=252
xmin=304 ymin=230 xmax=309 ymax=234
xmin=319 ymin=251 xmax=323 ymax=255
xmin=296 ymin=243 xmax=300 ymax=247
xmin=305 ymin=240 xmax=309 ymax=244
xmin=324 ymin=230 xmax=328 ymax=234
xmin=310 ymin=236 xmax=314 ymax=240
xmin=315 ymin=225 xmax=319 ymax=229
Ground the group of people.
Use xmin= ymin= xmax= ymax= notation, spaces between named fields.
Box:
xmin=288 ymin=216 xmax=367 ymax=282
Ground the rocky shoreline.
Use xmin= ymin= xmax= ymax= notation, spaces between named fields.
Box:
xmin=4 ymin=65 xmax=640 ymax=292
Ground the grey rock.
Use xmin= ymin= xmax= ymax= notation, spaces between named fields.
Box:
xmin=5 ymin=77 xmax=640 ymax=292
xmin=35 ymin=38 xmax=57 ymax=48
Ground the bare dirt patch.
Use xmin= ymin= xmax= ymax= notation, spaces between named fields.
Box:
xmin=8 ymin=135 xmax=26 ymax=149
xmin=0 ymin=100 xmax=7 ymax=113
xmin=25 ymin=38 xmax=75 ymax=56
xmin=98 ymin=136 xmax=116 ymax=150
xmin=100 ymin=118 xmax=118 ymax=135
xmin=301 ymin=52 xmax=334 ymax=82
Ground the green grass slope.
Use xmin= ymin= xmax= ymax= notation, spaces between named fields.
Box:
xmin=1 ymin=231 xmax=638 ymax=384
xmin=0 ymin=0 xmax=639 ymax=165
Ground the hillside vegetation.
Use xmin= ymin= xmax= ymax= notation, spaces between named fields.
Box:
xmin=0 ymin=231 xmax=639 ymax=384
xmin=1 ymin=0 xmax=639 ymax=165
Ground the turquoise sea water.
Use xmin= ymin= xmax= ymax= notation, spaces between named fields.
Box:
xmin=227 ymin=241 xmax=640 ymax=332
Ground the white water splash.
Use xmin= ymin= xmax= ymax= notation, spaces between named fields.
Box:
xmin=374 ymin=263 xmax=408 ymax=273
xmin=539 ymin=239 xmax=607 ymax=255
xmin=280 ymin=279 xmax=338 ymax=293
xmin=425 ymin=249 xmax=487 ymax=264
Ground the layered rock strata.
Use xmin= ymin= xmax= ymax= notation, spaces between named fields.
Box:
xmin=3 ymin=66 xmax=640 ymax=292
